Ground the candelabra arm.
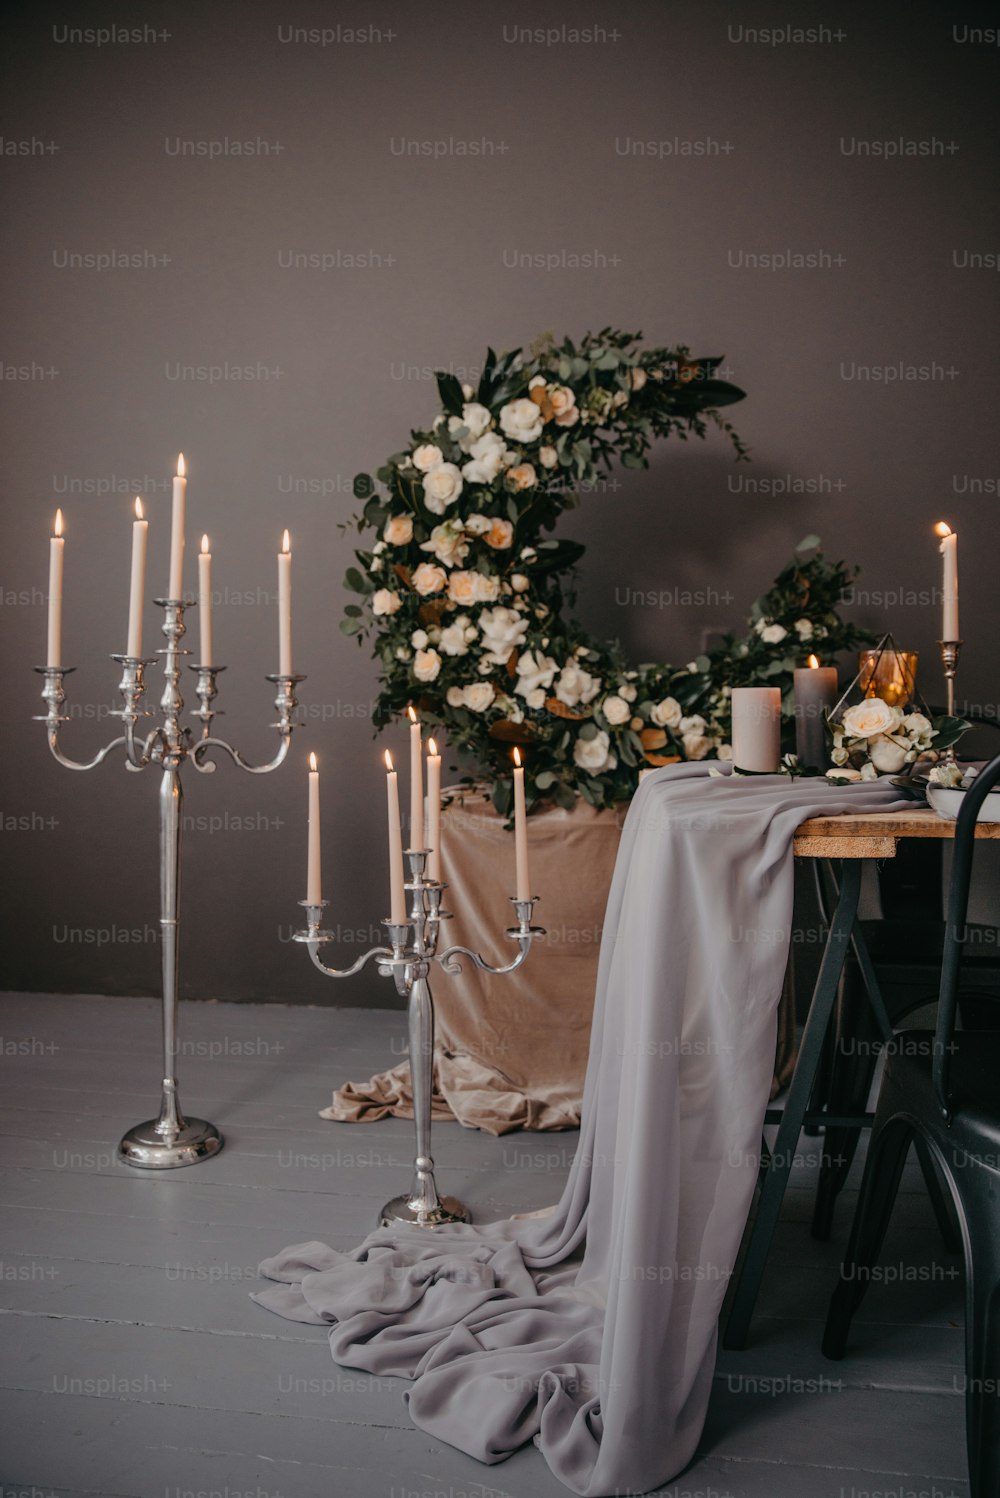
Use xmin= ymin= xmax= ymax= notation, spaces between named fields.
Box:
xmin=191 ymin=673 xmax=304 ymax=775
xmin=306 ymin=940 xmax=397 ymax=980
xmin=293 ymin=902 xmax=400 ymax=978
xmin=46 ymin=730 xmax=129 ymax=773
xmin=437 ymin=897 xmax=544 ymax=977
xmin=35 ymin=664 xmax=142 ymax=771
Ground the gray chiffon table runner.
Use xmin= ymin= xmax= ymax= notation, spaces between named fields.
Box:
xmin=254 ymin=763 xmax=914 ymax=1496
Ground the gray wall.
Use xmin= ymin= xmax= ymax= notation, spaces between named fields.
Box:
xmin=2 ymin=0 xmax=998 ymax=1006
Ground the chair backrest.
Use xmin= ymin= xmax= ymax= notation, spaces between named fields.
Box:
xmin=933 ymin=751 xmax=1000 ymax=1120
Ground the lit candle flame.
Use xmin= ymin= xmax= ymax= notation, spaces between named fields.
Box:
xmin=177 ymin=453 xmax=186 ymax=478
xmin=384 ymin=749 xmax=394 ymax=772
xmin=513 ymin=746 xmax=522 ymax=767
xmin=281 ymin=528 xmax=290 ymax=554
xmin=134 ymin=497 xmax=144 ymax=520
xmin=54 ymin=509 xmax=63 ymax=538
xmin=201 ymin=534 xmax=210 ymax=554
xmin=807 ymin=654 xmax=820 ymax=670
xmin=428 ymin=737 xmax=438 ymax=757
xmin=934 ymin=520 xmax=952 ymax=538
xmin=407 ymin=705 xmax=418 ymax=724
xmin=309 ymin=751 xmax=317 ymax=772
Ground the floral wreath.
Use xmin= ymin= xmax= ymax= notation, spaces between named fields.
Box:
xmin=343 ymin=330 xmax=872 ymax=816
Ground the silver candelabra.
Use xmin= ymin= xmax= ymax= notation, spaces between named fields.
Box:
xmin=939 ymin=638 xmax=963 ymax=765
xmin=35 ymin=597 xmax=304 ymax=1169
xmin=293 ymin=848 xmax=543 ymax=1228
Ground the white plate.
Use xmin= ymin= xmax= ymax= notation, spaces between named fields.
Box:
xmin=926 ymin=784 xmax=1000 ymax=823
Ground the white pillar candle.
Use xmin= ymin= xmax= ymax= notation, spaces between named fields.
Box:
xmin=198 ymin=535 xmax=214 ymax=665
xmin=278 ymin=529 xmax=292 ymax=675
xmin=426 ymin=737 xmax=442 ymax=881
xmin=731 ymin=686 xmax=782 ymax=773
xmin=307 ymin=752 xmax=321 ymax=905
xmin=407 ymin=705 xmax=424 ymax=850
xmin=168 ymin=454 xmax=186 ymax=599
xmin=126 ymin=498 xmax=148 ymax=658
xmin=47 ymin=509 xmax=65 ymax=668
xmin=513 ymin=747 xmax=530 ymax=901
xmin=385 ymin=750 xmax=407 ymax=924
xmin=793 ymin=656 xmax=838 ymax=772
xmin=935 ymin=521 xmax=959 ymax=640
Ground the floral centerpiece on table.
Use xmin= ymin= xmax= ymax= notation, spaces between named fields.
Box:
xmin=824 ymin=698 xmax=969 ymax=783
xmin=343 ymin=330 xmax=873 ymax=816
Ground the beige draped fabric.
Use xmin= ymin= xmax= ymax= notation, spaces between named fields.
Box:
xmin=323 ymin=789 xmax=797 ymax=1134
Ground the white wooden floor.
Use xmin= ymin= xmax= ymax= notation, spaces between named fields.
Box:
xmin=0 ymin=993 xmax=969 ymax=1498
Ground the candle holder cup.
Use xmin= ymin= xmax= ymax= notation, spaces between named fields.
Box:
xmin=292 ymin=850 xmax=543 ymax=1228
xmin=35 ymin=598 xmax=305 ymax=1167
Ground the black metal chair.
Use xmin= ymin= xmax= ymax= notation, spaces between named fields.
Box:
xmin=822 ymin=751 xmax=1000 ymax=1498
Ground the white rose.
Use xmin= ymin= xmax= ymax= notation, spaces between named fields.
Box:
xmin=548 ymin=385 xmax=579 ymax=427
xmin=682 ymin=730 xmax=713 ymax=761
xmin=371 ymin=588 xmax=402 ymax=616
xmin=903 ymin=712 xmax=932 ymax=738
xmin=479 ymin=606 xmax=529 ymax=664
xmin=538 ymin=445 xmax=559 ymax=469
xmin=446 ymin=686 xmax=465 ymax=707
xmin=420 ymin=521 xmax=469 ymax=567
xmin=461 ymin=401 xmax=492 ymax=439
xmin=462 ymin=431 xmax=508 ymax=483
xmin=422 ymin=462 xmax=464 ymax=514
xmin=413 ymin=648 xmax=442 ymax=682
xmin=760 ymin=622 xmax=788 ymax=644
xmin=528 ymin=374 xmax=546 ymax=390
xmin=650 ymin=696 xmax=682 ymax=729
xmin=794 ymin=618 xmax=814 ymax=640
xmin=841 ymin=699 xmax=900 ymax=739
xmin=867 ymin=734 xmax=908 ymax=774
xmin=383 ymin=514 xmax=413 ymax=545
xmin=438 ymin=621 xmax=469 ymax=656
xmin=411 ymin=562 xmax=447 ymax=596
xmin=525 ymin=687 xmax=546 ymax=709
xmin=603 ymin=695 xmax=630 ymax=725
xmin=516 ymin=648 xmax=558 ymax=698
xmin=826 ymin=766 xmax=862 ymax=782
xmin=510 ymin=573 xmax=530 ymax=592
xmin=619 ymin=683 xmax=637 ymax=703
xmin=573 ymin=729 xmax=616 ymax=774
xmin=499 ymin=398 xmax=544 ymax=445
xmin=412 ymin=443 xmax=443 ymax=473
xmin=462 ymin=682 xmax=495 ymax=713
xmin=466 ymin=513 xmax=492 ymax=535
xmin=410 ymin=628 xmax=429 ymax=649
xmin=555 ymin=660 xmax=600 ymax=708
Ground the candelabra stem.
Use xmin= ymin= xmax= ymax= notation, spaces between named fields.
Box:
xmin=379 ymin=970 xmax=469 ymax=1228
xmin=117 ymin=723 xmax=223 ymax=1167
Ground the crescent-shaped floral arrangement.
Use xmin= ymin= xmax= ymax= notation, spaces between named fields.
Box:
xmin=344 ymin=329 xmax=871 ymax=816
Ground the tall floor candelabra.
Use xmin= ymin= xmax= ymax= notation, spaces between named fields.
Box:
xmin=293 ymin=849 xmax=543 ymax=1227
xmin=36 ymin=598 xmax=304 ymax=1168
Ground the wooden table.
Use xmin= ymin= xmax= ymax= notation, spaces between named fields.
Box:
xmin=725 ymin=805 xmax=1000 ymax=1350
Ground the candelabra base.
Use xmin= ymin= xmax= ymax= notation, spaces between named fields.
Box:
xmin=117 ymin=1116 xmax=223 ymax=1170
xmin=378 ymin=1193 xmax=471 ymax=1229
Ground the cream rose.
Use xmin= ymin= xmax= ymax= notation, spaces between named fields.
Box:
xmin=420 ymin=521 xmax=469 ymax=567
xmin=510 ymin=573 xmax=530 ymax=592
xmin=462 ymin=682 xmax=495 ymax=713
xmin=448 ymin=570 xmax=500 ymax=606
xmin=371 ymin=588 xmax=402 ymax=616
xmin=867 ymin=734 xmax=908 ymax=774
xmin=413 ymin=648 xmax=442 ymax=682
xmin=449 ymin=402 xmax=492 ymax=448
xmin=794 ymin=618 xmax=814 ymax=640
xmin=548 ymin=385 xmax=579 ymax=427
xmin=438 ymin=621 xmax=470 ymax=657
xmin=603 ymin=695 xmax=630 ymax=725
xmin=446 ymin=686 xmax=465 ymax=707
xmin=759 ymin=622 xmax=788 ymax=644
xmin=629 ymin=366 xmax=647 ymax=391
xmin=573 ymin=729 xmax=616 ymax=774
xmin=499 ymin=398 xmax=544 ymax=445
xmin=412 ymin=443 xmax=443 ymax=472
xmin=383 ymin=514 xmax=413 ymax=546
xmin=484 ymin=518 xmax=514 ymax=549
xmin=422 ymin=462 xmax=464 ymax=514
xmin=841 ymin=699 xmax=901 ymax=739
xmin=538 ymin=445 xmax=559 ymax=469
xmin=650 ymin=696 xmax=682 ymax=729
xmin=411 ymin=562 xmax=447 ymax=596
xmin=462 ymin=431 xmax=508 ymax=484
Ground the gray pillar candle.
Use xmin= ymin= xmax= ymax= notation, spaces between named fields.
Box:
xmin=793 ymin=659 xmax=839 ymax=771
xmin=731 ymin=686 xmax=782 ymax=772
